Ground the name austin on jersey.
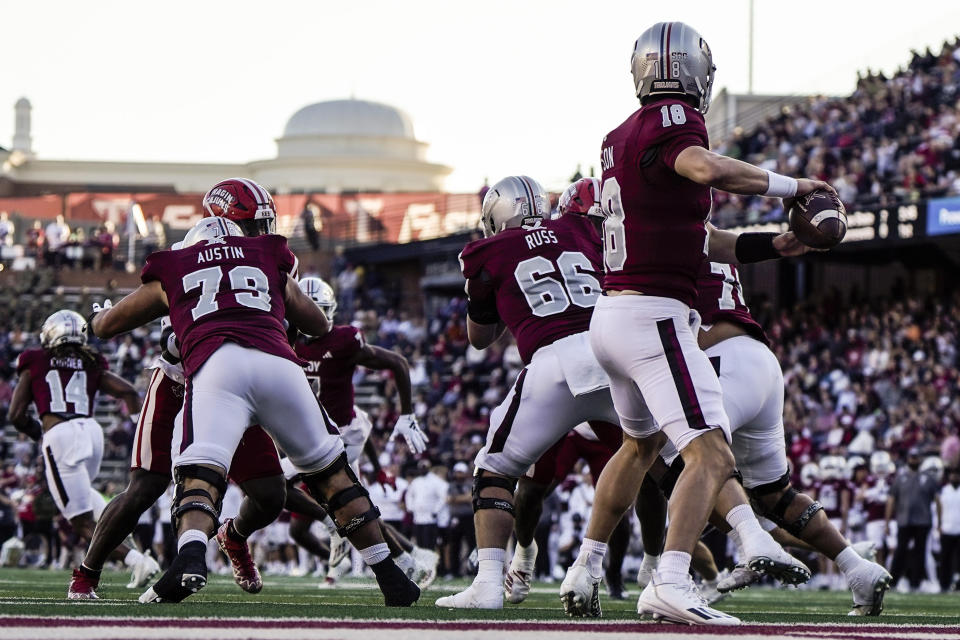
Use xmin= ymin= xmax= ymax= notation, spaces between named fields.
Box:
xmin=196 ymin=245 xmax=246 ymax=264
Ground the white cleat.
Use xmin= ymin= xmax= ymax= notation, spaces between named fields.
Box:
xmin=504 ymin=541 xmax=537 ymax=604
xmin=637 ymin=574 xmax=740 ymax=626
xmin=559 ymin=564 xmax=602 ymax=617
xmin=320 ymin=554 xmax=351 ymax=588
xmin=847 ymin=562 xmax=893 ymax=616
xmin=411 ymin=547 xmax=440 ymax=590
xmin=127 ymin=552 xmax=161 ymax=589
xmin=699 ymin=576 xmax=729 ymax=605
xmin=745 ymin=537 xmax=811 ymax=586
xmin=138 ymin=586 xmax=161 ymax=603
xmin=637 ymin=555 xmax=658 ymax=590
xmin=327 ymin=532 xmax=351 ymax=571
xmin=851 ymin=540 xmax=878 ymax=563
xmin=716 ymin=564 xmax=761 ymax=593
xmin=435 ymin=581 xmax=503 ymax=609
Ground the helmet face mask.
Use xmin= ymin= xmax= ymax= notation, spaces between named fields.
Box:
xmin=181 ymin=216 xmax=244 ymax=248
xmin=203 ymin=177 xmax=277 ymax=237
xmin=41 ymin=310 xmax=88 ymax=350
xmin=298 ymin=277 xmax=337 ymax=323
xmin=480 ymin=175 xmax=550 ymax=238
xmin=631 ymin=21 xmax=716 ymax=114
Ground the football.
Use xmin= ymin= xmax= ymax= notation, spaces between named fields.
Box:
xmin=787 ymin=189 xmax=848 ymax=249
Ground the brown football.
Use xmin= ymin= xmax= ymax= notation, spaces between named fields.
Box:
xmin=787 ymin=189 xmax=847 ymax=249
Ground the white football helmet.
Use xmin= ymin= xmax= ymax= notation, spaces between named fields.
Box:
xmin=630 ymin=21 xmax=716 ymax=114
xmin=40 ymin=310 xmax=88 ymax=349
xmin=921 ymin=456 xmax=944 ymax=482
xmin=298 ymin=277 xmax=337 ymax=322
xmin=869 ymin=451 xmax=895 ymax=477
xmin=800 ymin=462 xmax=820 ymax=487
xmin=480 ymin=175 xmax=549 ymax=238
xmin=846 ymin=455 xmax=866 ymax=479
xmin=819 ymin=456 xmax=847 ymax=481
xmin=181 ymin=216 xmax=244 ymax=248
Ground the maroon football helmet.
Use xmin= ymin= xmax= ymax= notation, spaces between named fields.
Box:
xmin=202 ymin=177 xmax=277 ymax=236
xmin=558 ymin=177 xmax=602 ymax=218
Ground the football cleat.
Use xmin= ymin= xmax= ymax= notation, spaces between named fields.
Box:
xmin=716 ymin=564 xmax=760 ymax=593
xmin=216 ymin=519 xmax=263 ymax=594
xmin=327 ymin=531 xmax=351 ymax=573
xmin=637 ymin=554 xmax=659 ymax=590
xmin=852 ymin=540 xmax=878 ymax=563
xmin=411 ymin=547 xmax=440 ymax=590
xmin=748 ymin=552 xmax=811 ymax=586
xmin=637 ymin=574 xmax=740 ymax=626
xmin=126 ymin=552 xmax=161 ymax=589
xmin=435 ymin=581 xmax=501 ymax=609
xmin=320 ymin=553 xmax=351 ymax=588
xmin=67 ymin=568 xmax=99 ymax=600
xmin=374 ymin=561 xmax=421 ymax=607
xmin=699 ymin=576 xmax=729 ymax=605
xmin=139 ymin=542 xmax=207 ymax=603
xmin=847 ymin=563 xmax=893 ymax=616
xmin=504 ymin=541 xmax=537 ymax=604
xmin=559 ymin=564 xmax=602 ymax=618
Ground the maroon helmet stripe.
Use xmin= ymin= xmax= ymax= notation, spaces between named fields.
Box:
xmin=665 ymin=22 xmax=674 ymax=78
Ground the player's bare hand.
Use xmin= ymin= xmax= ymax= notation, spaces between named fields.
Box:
xmin=390 ymin=414 xmax=429 ymax=455
xmin=794 ymin=178 xmax=836 ymax=197
xmin=773 ymin=231 xmax=813 ymax=256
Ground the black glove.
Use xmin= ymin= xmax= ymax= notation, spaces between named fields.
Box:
xmin=160 ymin=324 xmax=181 ymax=364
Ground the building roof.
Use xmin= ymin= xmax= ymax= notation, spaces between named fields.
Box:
xmin=282 ymin=99 xmax=415 ymax=139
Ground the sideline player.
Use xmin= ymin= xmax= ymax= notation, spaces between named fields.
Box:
xmin=290 ymin=276 xmax=435 ymax=586
xmin=435 ymin=175 xmax=631 ymax=610
xmin=71 ymin=179 xmax=293 ymax=598
xmin=8 ymin=310 xmax=156 ymax=591
xmin=562 ymin=22 xmax=835 ymax=625
xmin=89 ymin=217 xmax=419 ymax=606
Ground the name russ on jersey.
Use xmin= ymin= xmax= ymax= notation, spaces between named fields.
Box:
xmin=525 ymin=229 xmax=558 ymax=250
xmin=196 ymin=246 xmax=246 ymax=264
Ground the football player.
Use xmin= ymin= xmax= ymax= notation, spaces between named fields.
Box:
xmin=434 ymin=175 xmax=628 ymax=611
xmin=9 ymin=310 xmax=156 ymax=592
xmin=863 ymin=451 xmax=896 ymax=565
xmin=563 ymin=21 xmax=835 ymax=625
xmin=288 ymin=276 xmax=435 ymax=587
xmin=89 ymin=216 xmax=419 ymax=606
xmin=72 ymin=179 xmax=298 ymax=599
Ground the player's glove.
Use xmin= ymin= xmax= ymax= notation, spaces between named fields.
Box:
xmin=159 ymin=323 xmax=181 ymax=364
xmin=85 ymin=299 xmax=113 ymax=330
xmin=389 ymin=414 xmax=429 ymax=455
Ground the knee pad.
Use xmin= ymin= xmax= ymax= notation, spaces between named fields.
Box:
xmin=172 ymin=464 xmax=227 ymax=530
xmin=751 ymin=479 xmax=822 ymax=538
xmin=472 ymin=473 xmax=517 ymax=516
xmin=302 ymin=453 xmax=380 ymax=537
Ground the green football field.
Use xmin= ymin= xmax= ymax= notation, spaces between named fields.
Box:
xmin=0 ymin=568 xmax=957 ymax=639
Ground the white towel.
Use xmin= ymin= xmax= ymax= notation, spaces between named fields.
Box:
xmin=552 ymin=332 xmax=611 ymax=397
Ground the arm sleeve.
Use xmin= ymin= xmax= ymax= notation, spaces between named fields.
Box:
xmin=140 ymin=252 xmax=164 ymax=285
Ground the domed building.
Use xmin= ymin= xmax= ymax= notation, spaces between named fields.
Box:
xmin=0 ymin=98 xmax=451 ymax=195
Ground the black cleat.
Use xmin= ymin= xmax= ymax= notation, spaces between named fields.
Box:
xmin=373 ymin=559 xmax=421 ymax=607
xmin=139 ymin=541 xmax=208 ymax=603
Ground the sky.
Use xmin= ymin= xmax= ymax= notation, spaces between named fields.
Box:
xmin=2 ymin=0 xmax=959 ymax=192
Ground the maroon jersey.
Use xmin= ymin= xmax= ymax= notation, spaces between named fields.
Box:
xmin=861 ymin=475 xmax=890 ymax=522
xmin=17 ymin=348 xmax=108 ymax=419
xmin=599 ymin=98 xmax=711 ymax=306
xmin=694 ymin=261 xmax=768 ymax=344
xmin=141 ymin=234 xmax=301 ymax=377
xmin=295 ymin=325 xmax=365 ymax=427
xmin=815 ymin=478 xmax=855 ymax=519
xmin=460 ymin=215 xmax=603 ymax=364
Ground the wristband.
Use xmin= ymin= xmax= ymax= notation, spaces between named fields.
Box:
xmin=735 ymin=232 xmax=780 ymax=264
xmin=764 ymin=170 xmax=798 ymax=198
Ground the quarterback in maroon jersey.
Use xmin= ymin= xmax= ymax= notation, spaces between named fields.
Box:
xmin=564 ymin=21 xmax=843 ymax=626
xmin=89 ymin=216 xmax=419 ymax=606
xmin=435 ymin=175 xmax=626 ymax=611
xmin=8 ymin=310 xmax=156 ymax=594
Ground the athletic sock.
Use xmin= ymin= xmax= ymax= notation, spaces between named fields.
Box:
xmin=835 ymin=546 xmax=866 ymax=577
xmin=640 ymin=552 xmax=660 ymax=571
xmin=227 ymin=519 xmax=249 ymax=541
xmin=658 ymin=550 xmax=692 ymax=584
xmin=322 ymin=515 xmax=338 ymax=536
xmin=574 ymin=537 xmax=607 ymax=578
xmin=726 ymin=503 xmax=770 ymax=554
xmin=359 ymin=543 xmax=391 ymax=566
xmin=514 ymin=542 xmax=537 ymax=564
xmin=123 ymin=548 xmax=144 ymax=567
xmin=727 ymin=528 xmax=746 ymax=562
xmin=476 ymin=547 xmax=505 ymax=583
xmin=177 ymin=529 xmax=208 ymax=552
xmin=78 ymin=564 xmax=101 ymax=580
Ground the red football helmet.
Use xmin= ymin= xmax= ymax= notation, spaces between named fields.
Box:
xmin=558 ymin=177 xmax=602 ymax=218
xmin=202 ymin=177 xmax=277 ymax=236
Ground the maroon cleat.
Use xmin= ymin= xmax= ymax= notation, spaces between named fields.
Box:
xmin=67 ymin=567 xmax=99 ymax=600
xmin=216 ymin=518 xmax=263 ymax=594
